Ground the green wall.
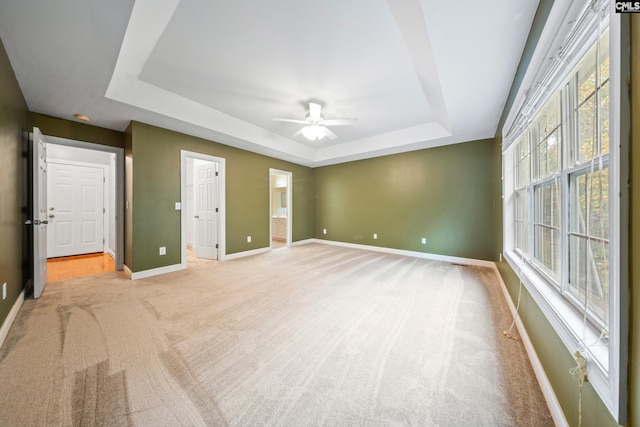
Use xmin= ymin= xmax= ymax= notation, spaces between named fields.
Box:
xmin=493 ymin=2 xmax=634 ymax=426
xmin=0 ymin=38 xmax=28 ymax=328
xmin=314 ymin=139 xmax=495 ymax=260
xmin=127 ymin=122 xmax=314 ymax=272
xmin=31 ymin=113 xmax=125 ymax=148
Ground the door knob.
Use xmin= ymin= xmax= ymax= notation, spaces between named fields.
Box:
xmin=194 ymin=215 xmax=199 ymax=219
xmin=49 ymin=214 xmax=55 ymax=218
xmin=49 ymin=207 xmax=55 ymax=211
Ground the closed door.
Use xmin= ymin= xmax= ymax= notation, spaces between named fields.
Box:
xmin=47 ymin=163 xmax=104 ymax=258
xmin=195 ymin=161 xmax=218 ymax=259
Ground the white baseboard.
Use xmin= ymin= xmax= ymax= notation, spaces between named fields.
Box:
xmin=0 ymin=290 xmax=25 ymax=349
xmin=291 ymin=238 xmax=315 ymax=246
xmin=311 ymin=238 xmax=495 ymax=268
xmin=222 ymin=247 xmax=271 ymax=260
xmin=106 ymin=248 xmax=116 ymax=259
xmin=130 ymin=263 xmax=184 ymax=280
xmin=491 ymin=264 xmax=568 ymax=427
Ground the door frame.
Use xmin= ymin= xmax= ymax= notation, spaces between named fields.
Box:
xmin=269 ymin=168 xmax=292 ymax=247
xmin=44 ymin=136 xmax=125 ymax=271
xmin=180 ymin=150 xmax=226 ymax=267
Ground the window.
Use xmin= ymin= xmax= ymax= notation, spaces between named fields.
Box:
xmin=568 ymin=165 xmax=609 ymax=327
xmin=512 ymin=36 xmax=609 ymax=311
xmin=502 ymin=1 xmax=627 ymax=422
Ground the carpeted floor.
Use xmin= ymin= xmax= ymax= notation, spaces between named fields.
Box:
xmin=0 ymin=243 xmax=553 ymax=426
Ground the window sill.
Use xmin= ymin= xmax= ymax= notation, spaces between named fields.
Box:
xmin=503 ymin=250 xmax=613 ymax=410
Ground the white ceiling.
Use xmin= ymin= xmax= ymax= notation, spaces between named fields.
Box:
xmin=0 ymin=0 xmax=539 ymax=167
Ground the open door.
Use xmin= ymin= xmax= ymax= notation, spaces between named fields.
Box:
xmin=194 ymin=160 xmax=219 ymax=260
xmin=32 ymin=128 xmax=48 ymax=298
xmin=181 ymin=150 xmax=226 ymax=268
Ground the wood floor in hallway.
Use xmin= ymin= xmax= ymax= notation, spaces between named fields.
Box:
xmin=47 ymin=253 xmax=115 ymax=282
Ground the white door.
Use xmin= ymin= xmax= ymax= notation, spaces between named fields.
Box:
xmin=195 ymin=161 xmax=218 ymax=259
xmin=32 ymin=128 xmax=47 ymax=299
xmin=47 ymin=163 xmax=104 ymax=258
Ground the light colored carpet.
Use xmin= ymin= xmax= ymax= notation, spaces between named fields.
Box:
xmin=0 ymin=243 xmax=553 ymax=426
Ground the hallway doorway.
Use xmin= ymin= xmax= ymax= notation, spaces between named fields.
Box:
xmin=31 ymin=134 xmax=124 ymax=291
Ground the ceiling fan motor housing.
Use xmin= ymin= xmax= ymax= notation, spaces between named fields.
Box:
xmin=305 ymin=112 xmax=324 ymax=125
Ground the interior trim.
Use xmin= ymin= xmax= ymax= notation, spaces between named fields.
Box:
xmin=222 ymin=247 xmax=271 ymax=261
xmin=130 ymin=263 xmax=184 ymax=280
xmin=0 ymin=290 xmax=25 ymax=349
xmin=311 ymin=238 xmax=495 ymax=268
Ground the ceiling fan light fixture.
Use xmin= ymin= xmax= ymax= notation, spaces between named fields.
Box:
xmin=272 ymin=102 xmax=355 ymax=141
xmin=302 ymin=125 xmax=324 ymax=140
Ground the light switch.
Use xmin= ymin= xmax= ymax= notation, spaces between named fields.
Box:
xmin=175 ymin=202 xmax=181 ymax=210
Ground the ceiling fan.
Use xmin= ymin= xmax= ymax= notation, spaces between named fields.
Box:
xmin=272 ymin=102 xmax=357 ymax=141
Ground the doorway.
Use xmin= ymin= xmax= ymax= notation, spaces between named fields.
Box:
xmin=180 ymin=150 xmax=226 ymax=267
xmin=31 ymin=131 xmax=125 ymax=295
xmin=270 ymin=169 xmax=292 ymax=249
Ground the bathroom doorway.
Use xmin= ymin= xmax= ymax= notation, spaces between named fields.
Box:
xmin=269 ymin=169 xmax=292 ymax=249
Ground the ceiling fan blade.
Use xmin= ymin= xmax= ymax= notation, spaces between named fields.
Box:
xmin=309 ymin=102 xmax=322 ymax=119
xmin=322 ymin=118 xmax=357 ymax=126
xmin=272 ymin=118 xmax=307 ymax=124
xmin=320 ymin=126 xmax=337 ymax=140
xmin=292 ymin=128 xmax=304 ymax=138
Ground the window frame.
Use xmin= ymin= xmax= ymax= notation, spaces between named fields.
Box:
xmin=501 ymin=1 xmax=628 ymax=423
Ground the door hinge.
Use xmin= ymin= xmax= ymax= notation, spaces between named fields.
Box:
xmin=104 ymin=177 xmax=106 ymax=182
xmin=103 ymin=238 xmax=105 ymax=244
xmin=215 ymin=171 xmax=219 ymax=176
xmin=215 ymin=244 xmax=219 ymax=248
xmin=103 ymin=208 xmax=106 ymax=213
xmin=215 ymin=208 xmax=219 ymax=212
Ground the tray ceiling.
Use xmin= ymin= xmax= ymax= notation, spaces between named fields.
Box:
xmin=0 ymin=0 xmax=539 ymax=166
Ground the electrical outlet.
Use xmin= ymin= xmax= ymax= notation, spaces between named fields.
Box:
xmin=499 ymin=253 xmax=503 ymax=262
xmin=421 ymin=237 xmax=427 ymax=244
xmin=247 ymin=236 xmax=251 ymax=243
xmin=159 ymin=246 xmax=166 ymax=255
xmin=373 ymin=233 xmax=377 ymax=239
xmin=2 ymin=282 xmax=6 ymax=300
xmin=323 ymin=229 xmax=327 ymax=235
